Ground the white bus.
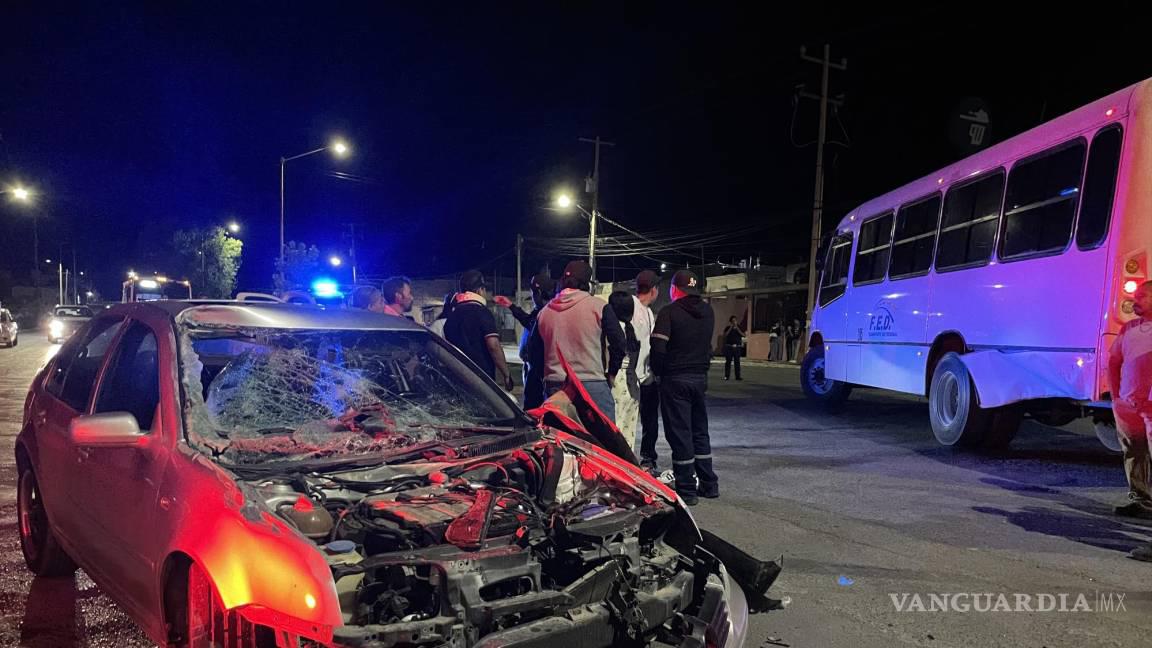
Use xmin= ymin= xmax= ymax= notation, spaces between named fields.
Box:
xmin=802 ymin=78 xmax=1152 ymax=451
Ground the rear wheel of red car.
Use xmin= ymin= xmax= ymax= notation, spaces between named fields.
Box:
xmin=17 ymin=464 xmax=76 ymax=577
xmin=181 ymin=561 xmax=276 ymax=648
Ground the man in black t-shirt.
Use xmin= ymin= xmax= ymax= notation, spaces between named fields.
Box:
xmin=445 ymin=270 xmax=514 ymax=391
xmin=651 ymin=270 xmax=717 ymax=505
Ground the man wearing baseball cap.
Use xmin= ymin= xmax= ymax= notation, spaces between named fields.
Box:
xmin=651 ymin=269 xmax=717 ymax=505
xmin=535 ymin=260 xmax=626 ymax=420
xmin=445 ymin=269 xmax=515 ymax=392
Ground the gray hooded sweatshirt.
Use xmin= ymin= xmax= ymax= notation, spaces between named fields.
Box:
xmin=536 ymin=289 xmax=625 ymax=384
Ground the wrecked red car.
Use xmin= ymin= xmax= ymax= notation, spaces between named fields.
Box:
xmin=16 ymin=301 xmax=780 ymax=647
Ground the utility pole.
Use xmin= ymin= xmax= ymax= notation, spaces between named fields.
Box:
xmin=800 ymin=44 xmax=847 ymax=338
xmin=515 ymin=234 xmax=523 ymax=306
xmin=71 ymin=247 xmax=78 ymax=305
xmin=348 ymin=223 xmax=359 ymax=284
xmin=57 ymin=262 xmax=64 ymax=305
xmin=514 ymin=233 xmax=524 ymax=341
xmin=32 ymin=213 xmax=39 ymax=286
xmin=579 ymin=136 xmax=616 ymax=284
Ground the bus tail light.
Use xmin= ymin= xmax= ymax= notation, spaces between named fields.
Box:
xmin=1121 ymin=255 xmax=1146 ymax=312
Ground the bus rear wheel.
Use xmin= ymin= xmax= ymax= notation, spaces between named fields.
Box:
xmin=800 ymin=347 xmax=852 ymax=408
xmin=929 ymin=352 xmax=1020 ymax=449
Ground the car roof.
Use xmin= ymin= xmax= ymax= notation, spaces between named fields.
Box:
xmin=101 ymin=300 xmax=424 ymax=332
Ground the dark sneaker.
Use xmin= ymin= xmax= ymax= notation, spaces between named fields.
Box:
xmin=679 ymin=492 xmax=699 ymax=506
xmin=1114 ymin=501 xmax=1152 ymax=519
xmin=1128 ymin=543 xmax=1152 ymax=562
xmin=698 ymin=481 xmax=719 ymax=499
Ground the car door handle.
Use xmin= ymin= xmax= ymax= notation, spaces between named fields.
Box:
xmin=34 ymin=409 xmax=47 ymax=426
xmin=77 ymin=447 xmax=92 ymax=462
xmin=159 ymin=496 xmax=174 ymax=511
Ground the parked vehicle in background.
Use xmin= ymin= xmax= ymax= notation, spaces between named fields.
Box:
xmin=121 ymin=272 xmax=193 ymax=302
xmin=47 ymin=305 xmax=93 ymax=344
xmin=0 ymin=308 xmax=18 ymax=347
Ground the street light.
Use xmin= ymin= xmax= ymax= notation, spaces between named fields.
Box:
xmin=4 ymin=185 xmax=40 ymax=277
xmin=279 ymin=137 xmax=352 ymax=281
xmin=227 ymin=221 xmax=241 ymax=234
xmin=553 ymin=191 xmax=599 ymax=280
xmin=329 ymin=255 xmax=343 ymax=267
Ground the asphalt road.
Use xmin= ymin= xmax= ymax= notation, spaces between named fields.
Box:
xmin=1 ymin=335 xmax=1149 ymax=647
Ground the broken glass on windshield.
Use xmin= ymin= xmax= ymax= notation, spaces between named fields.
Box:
xmin=179 ymin=327 xmax=519 ymax=464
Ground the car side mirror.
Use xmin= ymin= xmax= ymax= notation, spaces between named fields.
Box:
xmin=69 ymin=413 xmax=146 ymax=448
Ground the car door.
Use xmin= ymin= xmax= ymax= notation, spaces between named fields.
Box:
xmin=36 ymin=317 xmax=125 ymax=546
xmin=73 ymin=319 xmax=170 ymax=613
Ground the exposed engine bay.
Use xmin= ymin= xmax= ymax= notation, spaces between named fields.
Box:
xmin=243 ymin=429 xmax=781 ymax=648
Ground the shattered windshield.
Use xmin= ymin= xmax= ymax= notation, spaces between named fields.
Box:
xmin=179 ymin=327 xmax=521 ymax=465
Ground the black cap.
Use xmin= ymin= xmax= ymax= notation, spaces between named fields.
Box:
xmin=672 ymin=269 xmax=701 ymax=295
xmin=635 ymin=270 xmax=659 ymax=294
xmin=562 ymin=260 xmax=593 ymax=284
xmin=530 ymin=272 xmax=555 ymax=294
xmin=459 ymin=269 xmax=486 ymax=293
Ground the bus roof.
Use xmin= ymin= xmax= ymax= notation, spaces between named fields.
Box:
xmin=834 ymin=78 xmax=1149 ymax=233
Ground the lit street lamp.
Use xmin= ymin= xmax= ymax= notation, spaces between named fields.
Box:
xmin=553 ymin=193 xmax=600 ymax=280
xmin=4 ymin=184 xmax=40 ymax=278
xmin=228 ymin=221 xmax=241 ymax=234
xmin=329 ymin=255 xmax=343 ymax=267
xmin=279 ymin=138 xmax=351 ymax=281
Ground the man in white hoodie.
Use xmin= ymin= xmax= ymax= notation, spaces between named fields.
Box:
xmin=535 ymin=260 xmax=626 ymax=420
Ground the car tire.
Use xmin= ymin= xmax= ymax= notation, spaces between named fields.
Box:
xmin=17 ymin=464 xmax=77 ymax=577
xmin=180 ymin=562 xmax=276 ymax=648
xmin=11 ymin=334 xmax=17 ymax=347
xmin=800 ymin=346 xmax=853 ymax=409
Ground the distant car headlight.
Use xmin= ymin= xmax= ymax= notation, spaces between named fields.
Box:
xmin=49 ymin=319 xmax=65 ymax=336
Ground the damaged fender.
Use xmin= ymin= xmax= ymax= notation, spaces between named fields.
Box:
xmin=959 ymin=349 xmax=1096 ymax=409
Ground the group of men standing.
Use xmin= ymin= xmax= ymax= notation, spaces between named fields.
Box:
xmin=495 ymin=260 xmax=719 ymax=504
xmin=354 ymin=262 xmax=721 ymax=506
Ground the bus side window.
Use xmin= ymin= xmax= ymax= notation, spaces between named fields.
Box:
xmin=1076 ymin=125 xmax=1123 ymax=250
xmin=889 ymin=194 xmax=941 ymax=279
xmin=936 ymin=171 xmax=1004 ymax=271
xmin=853 ymin=212 xmax=894 ymax=285
xmin=1000 ymin=139 xmax=1086 ymax=259
xmin=819 ymin=233 xmax=853 ymax=306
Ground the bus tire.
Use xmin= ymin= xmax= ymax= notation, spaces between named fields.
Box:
xmin=928 ymin=352 xmax=991 ymax=448
xmin=1091 ymin=411 xmax=1123 ymax=453
xmin=980 ymin=404 xmax=1024 ymax=451
xmin=800 ymin=347 xmax=852 ymax=408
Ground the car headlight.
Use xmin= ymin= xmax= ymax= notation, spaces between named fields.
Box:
xmin=49 ymin=320 xmax=64 ymax=336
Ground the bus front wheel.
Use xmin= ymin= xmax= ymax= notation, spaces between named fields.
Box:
xmin=929 ymin=352 xmax=1020 ymax=449
xmin=800 ymin=347 xmax=852 ymax=408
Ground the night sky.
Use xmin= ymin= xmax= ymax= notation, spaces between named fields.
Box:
xmin=1 ymin=2 xmax=1146 ymax=297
